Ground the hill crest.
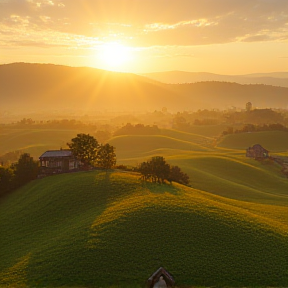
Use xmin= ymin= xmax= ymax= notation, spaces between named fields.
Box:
xmin=1 ymin=63 xmax=288 ymax=112
xmin=0 ymin=170 xmax=287 ymax=287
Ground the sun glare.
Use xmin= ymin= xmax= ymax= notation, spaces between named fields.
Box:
xmin=98 ymin=42 xmax=132 ymax=71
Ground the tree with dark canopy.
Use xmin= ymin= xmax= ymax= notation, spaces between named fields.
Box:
xmin=96 ymin=143 xmax=116 ymax=169
xmin=13 ymin=153 xmax=39 ymax=187
xmin=168 ymin=165 xmax=189 ymax=185
xmin=67 ymin=133 xmax=99 ymax=168
xmin=0 ymin=166 xmax=14 ymax=196
xmin=138 ymin=156 xmax=189 ymax=185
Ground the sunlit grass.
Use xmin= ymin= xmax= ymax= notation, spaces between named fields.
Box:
xmin=0 ymin=170 xmax=287 ymax=287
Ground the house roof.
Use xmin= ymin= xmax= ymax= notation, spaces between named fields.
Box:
xmin=39 ymin=150 xmax=73 ymax=158
xmin=147 ymin=267 xmax=175 ymax=288
xmin=251 ymin=144 xmax=269 ymax=152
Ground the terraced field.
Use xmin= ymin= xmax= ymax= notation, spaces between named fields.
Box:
xmin=0 ymin=171 xmax=287 ymax=287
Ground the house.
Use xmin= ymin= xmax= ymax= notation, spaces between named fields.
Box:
xmin=39 ymin=150 xmax=80 ymax=175
xmin=147 ymin=267 xmax=175 ymax=288
xmin=246 ymin=144 xmax=269 ymax=159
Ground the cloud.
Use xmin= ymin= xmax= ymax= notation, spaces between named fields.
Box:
xmin=0 ymin=0 xmax=287 ymax=47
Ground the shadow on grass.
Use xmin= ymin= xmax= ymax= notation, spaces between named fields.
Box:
xmin=141 ymin=180 xmax=182 ymax=195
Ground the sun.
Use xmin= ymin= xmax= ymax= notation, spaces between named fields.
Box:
xmin=98 ymin=42 xmax=132 ymax=70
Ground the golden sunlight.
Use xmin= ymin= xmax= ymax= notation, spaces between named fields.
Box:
xmin=98 ymin=42 xmax=132 ymax=70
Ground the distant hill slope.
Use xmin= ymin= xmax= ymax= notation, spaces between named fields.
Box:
xmin=217 ymin=131 xmax=288 ymax=151
xmin=142 ymin=71 xmax=288 ymax=87
xmin=0 ymin=63 xmax=179 ymax=112
xmin=0 ymin=170 xmax=287 ymax=287
xmin=1 ymin=63 xmax=288 ymax=112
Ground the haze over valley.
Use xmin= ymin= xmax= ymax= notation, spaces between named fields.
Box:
xmin=1 ymin=0 xmax=288 ymax=287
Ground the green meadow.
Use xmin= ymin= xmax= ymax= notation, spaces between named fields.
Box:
xmin=0 ymin=127 xmax=80 ymax=159
xmin=0 ymin=125 xmax=288 ymax=287
xmin=0 ymin=171 xmax=287 ymax=287
xmin=218 ymin=130 xmax=288 ymax=151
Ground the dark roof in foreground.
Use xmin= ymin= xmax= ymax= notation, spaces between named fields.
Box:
xmin=39 ymin=150 xmax=73 ymax=158
xmin=147 ymin=267 xmax=175 ymax=288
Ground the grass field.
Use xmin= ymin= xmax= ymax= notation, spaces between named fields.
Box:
xmin=217 ymin=130 xmax=288 ymax=151
xmin=1 ymin=125 xmax=288 ymax=287
xmin=0 ymin=170 xmax=287 ymax=287
xmin=0 ymin=127 xmax=80 ymax=159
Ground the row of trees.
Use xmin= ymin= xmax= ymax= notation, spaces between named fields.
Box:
xmin=222 ymin=123 xmax=288 ymax=135
xmin=0 ymin=153 xmax=39 ymax=197
xmin=172 ymin=108 xmax=288 ymax=131
xmin=67 ymin=134 xmax=116 ymax=169
xmin=138 ymin=156 xmax=189 ymax=185
xmin=113 ymin=123 xmax=160 ymax=136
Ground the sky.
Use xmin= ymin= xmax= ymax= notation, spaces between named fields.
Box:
xmin=0 ymin=0 xmax=288 ymax=74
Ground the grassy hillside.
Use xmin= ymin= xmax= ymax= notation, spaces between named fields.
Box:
xmin=109 ymin=133 xmax=213 ymax=163
xmin=217 ymin=131 xmax=288 ymax=151
xmin=107 ymin=129 xmax=288 ymax=205
xmin=0 ymin=170 xmax=287 ymax=287
xmin=168 ymin=154 xmax=288 ymax=206
xmin=1 ymin=126 xmax=287 ymax=206
xmin=0 ymin=128 xmax=79 ymax=159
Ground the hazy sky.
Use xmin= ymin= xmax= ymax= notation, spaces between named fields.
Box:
xmin=0 ymin=0 xmax=287 ymax=73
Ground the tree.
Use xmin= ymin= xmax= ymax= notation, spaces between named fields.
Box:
xmin=138 ymin=156 xmax=189 ymax=185
xmin=0 ymin=166 xmax=14 ymax=196
xmin=67 ymin=134 xmax=99 ymax=168
xmin=168 ymin=166 xmax=189 ymax=185
xmin=149 ymin=156 xmax=170 ymax=183
xmin=138 ymin=161 xmax=151 ymax=181
xmin=96 ymin=143 xmax=116 ymax=169
xmin=13 ymin=153 xmax=39 ymax=187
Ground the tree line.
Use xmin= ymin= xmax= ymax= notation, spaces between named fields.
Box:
xmin=113 ymin=123 xmax=160 ymax=136
xmin=222 ymin=123 xmax=288 ymax=136
xmin=0 ymin=153 xmax=39 ymax=197
xmin=137 ymin=156 xmax=189 ymax=185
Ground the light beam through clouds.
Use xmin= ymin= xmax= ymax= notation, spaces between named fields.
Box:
xmin=0 ymin=0 xmax=287 ymax=73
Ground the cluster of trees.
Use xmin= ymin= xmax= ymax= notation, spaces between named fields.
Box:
xmin=222 ymin=123 xmax=288 ymax=135
xmin=0 ymin=153 xmax=39 ymax=197
xmin=0 ymin=150 xmax=22 ymax=167
xmin=138 ymin=156 xmax=189 ymax=185
xmin=172 ymin=108 xmax=288 ymax=132
xmin=113 ymin=123 xmax=160 ymax=136
xmin=13 ymin=118 xmax=113 ymax=137
xmin=67 ymin=133 xmax=116 ymax=169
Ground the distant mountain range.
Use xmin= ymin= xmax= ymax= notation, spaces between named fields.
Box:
xmin=1 ymin=63 xmax=288 ymax=113
xmin=141 ymin=71 xmax=288 ymax=87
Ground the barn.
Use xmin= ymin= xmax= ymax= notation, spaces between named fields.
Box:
xmin=246 ymin=144 xmax=269 ymax=159
xmin=39 ymin=150 xmax=80 ymax=174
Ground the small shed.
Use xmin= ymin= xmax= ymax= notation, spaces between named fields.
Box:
xmin=147 ymin=267 xmax=175 ymax=288
xmin=246 ymin=144 xmax=269 ymax=159
xmin=39 ymin=150 xmax=80 ymax=174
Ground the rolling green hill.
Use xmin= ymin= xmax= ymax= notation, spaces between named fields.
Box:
xmin=168 ymin=154 xmax=288 ymax=206
xmin=0 ymin=128 xmax=79 ymax=159
xmin=109 ymin=133 xmax=213 ymax=163
xmin=217 ymin=131 xmax=288 ymax=151
xmin=0 ymin=170 xmax=287 ymax=287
